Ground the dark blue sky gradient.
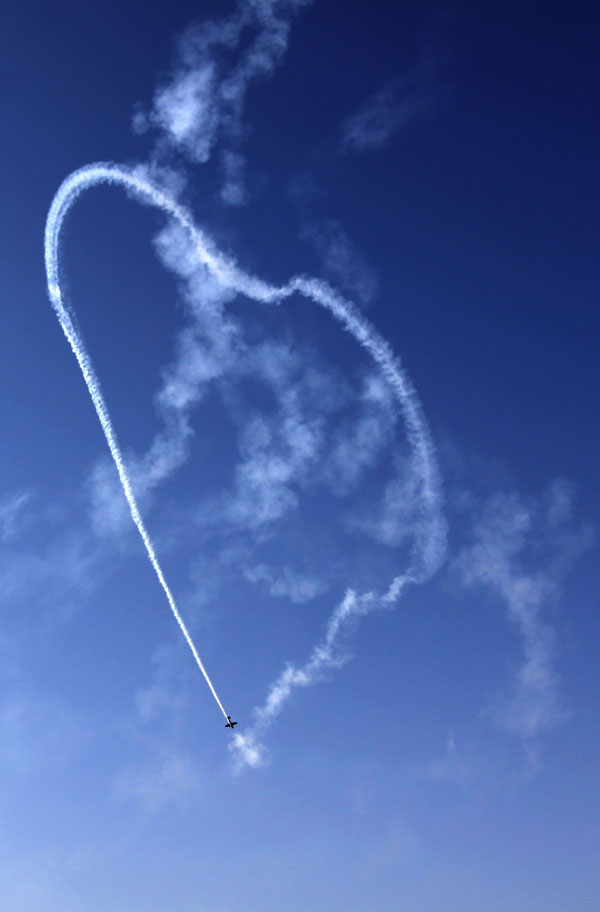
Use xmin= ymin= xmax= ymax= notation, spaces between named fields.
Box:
xmin=0 ymin=2 xmax=598 ymax=910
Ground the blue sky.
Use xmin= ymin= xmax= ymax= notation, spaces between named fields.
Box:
xmin=1 ymin=1 xmax=599 ymax=909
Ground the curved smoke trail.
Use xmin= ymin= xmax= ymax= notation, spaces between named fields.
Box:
xmin=45 ymin=163 xmax=446 ymax=747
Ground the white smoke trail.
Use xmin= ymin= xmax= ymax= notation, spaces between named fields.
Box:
xmin=232 ymin=576 xmax=417 ymax=767
xmin=45 ymin=166 xmax=231 ymax=722
xmin=45 ymin=162 xmax=446 ymax=752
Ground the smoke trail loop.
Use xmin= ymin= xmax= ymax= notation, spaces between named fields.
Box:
xmin=45 ymin=162 xmax=446 ymax=753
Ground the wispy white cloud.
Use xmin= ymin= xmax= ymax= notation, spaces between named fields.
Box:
xmin=183 ymin=339 xmax=345 ymax=534
xmin=0 ymin=490 xmax=32 ymax=542
xmin=136 ymin=0 xmax=312 ymax=202
xmin=147 ymin=64 xmax=218 ymax=162
xmin=153 ymin=221 xmax=242 ymax=405
xmin=454 ymin=479 xmax=592 ymax=742
xmin=208 ymin=352 xmax=406 ymax=538
xmin=351 ymin=456 xmax=420 ymax=547
xmin=220 ymin=149 xmax=250 ymax=206
xmin=222 ymin=399 xmax=323 ymax=528
xmin=301 ymin=220 xmax=379 ymax=307
xmin=87 ymin=416 xmax=193 ymax=538
xmin=340 ymin=65 xmax=437 ymax=154
xmin=243 ymin=562 xmax=328 ymax=603
xmin=88 ymin=460 xmax=130 ymax=536
xmin=322 ymin=373 xmax=397 ymax=496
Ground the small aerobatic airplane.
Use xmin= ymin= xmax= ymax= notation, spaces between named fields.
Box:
xmin=225 ymin=716 xmax=238 ymax=729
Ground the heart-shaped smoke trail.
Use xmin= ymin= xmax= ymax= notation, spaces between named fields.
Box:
xmin=45 ymin=163 xmax=446 ymax=755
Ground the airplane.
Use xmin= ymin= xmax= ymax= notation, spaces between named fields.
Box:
xmin=225 ymin=716 xmax=238 ymax=729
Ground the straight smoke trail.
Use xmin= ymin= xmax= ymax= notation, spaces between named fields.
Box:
xmin=45 ymin=162 xmax=446 ymax=749
xmin=45 ymin=166 xmax=230 ymax=722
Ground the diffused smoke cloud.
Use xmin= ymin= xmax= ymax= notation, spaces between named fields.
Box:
xmin=340 ymin=64 xmax=438 ymax=154
xmin=134 ymin=0 xmax=312 ymax=204
xmin=454 ymin=480 xmax=592 ymax=746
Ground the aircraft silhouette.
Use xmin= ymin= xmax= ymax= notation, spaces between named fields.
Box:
xmin=225 ymin=716 xmax=238 ymax=729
